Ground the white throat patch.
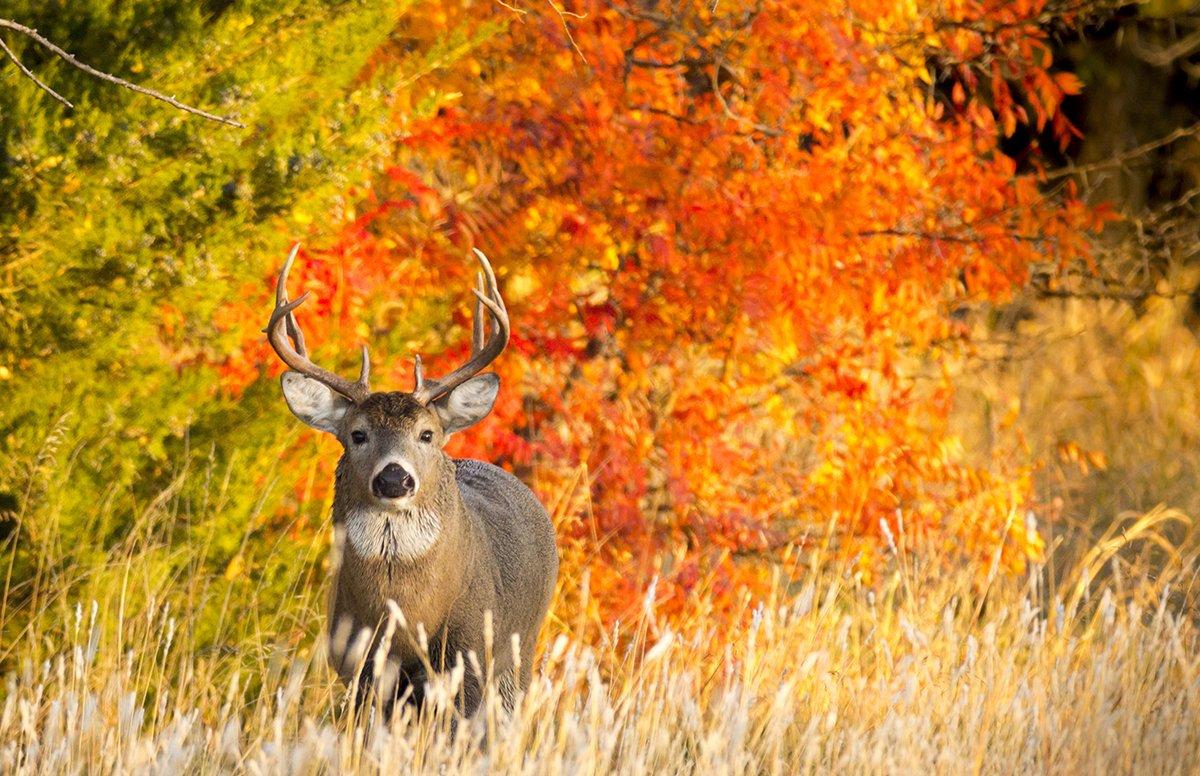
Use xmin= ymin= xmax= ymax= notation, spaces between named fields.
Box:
xmin=343 ymin=504 xmax=442 ymax=563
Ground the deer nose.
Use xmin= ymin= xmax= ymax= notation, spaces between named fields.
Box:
xmin=372 ymin=463 xmax=416 ymax=499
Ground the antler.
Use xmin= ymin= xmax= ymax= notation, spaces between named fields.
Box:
xmin=411 ymin=249 xmax=510 ymax=405
xmin=264 ymin=243 xmax=371 ymax=403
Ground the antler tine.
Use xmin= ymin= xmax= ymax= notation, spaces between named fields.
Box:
xmin=358 ymin=344 xmax=370 ymax=387
xmin=265 ymin=244 xmax=371 ymax=403
xmin=277 ymin=243 xmax=309 ymax=357
xmin=472 ymin=271 xmax=486 ymax=355
xmin=274 ymin=243 xmax=301 ymax=307
xmin=412 ymin=249 xmax=510 ymax=405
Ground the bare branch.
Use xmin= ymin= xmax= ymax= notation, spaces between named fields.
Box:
xmin=857 ymin=228 xmax=1048 ymax=244
xmin=1039 ymin=122 xmax=1200 ymax=182
xmin=711 ymin=53 xmax=781 ymax=138
xmin=0 ymin=18 xmax=244 ymax=128
xmin=1033 ymin=286 xmax=1191 ymax=303
xmin=1126 ymin=24 xmax=1200 ymax=68
xmin=0 ymin=29 xmax=70 ymax=107
xmin=545 ymin=0 xmax=587 ymax=64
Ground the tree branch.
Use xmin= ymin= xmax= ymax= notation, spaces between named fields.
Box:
xmin=1039 ymin=122 xmax=1200 ymax=182
xmin=1127 ymin=23 xmax=1200 ymax=68
xmin=0 ymin=29 xmax=71 ymax=107
xmin=857 ymin=228 xmax=1048 ymax=244
xmin=0 ymin=18 xmax=244 ymax=128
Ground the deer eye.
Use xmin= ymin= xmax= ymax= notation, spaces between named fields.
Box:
xmin=350 ymin=430 xmax=368 ymax=445
xmin=419 ymin=429 xmax=434 ymax=444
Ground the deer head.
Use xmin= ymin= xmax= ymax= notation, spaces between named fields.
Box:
xmin=264 ymin=245 xmax=509 ymax=540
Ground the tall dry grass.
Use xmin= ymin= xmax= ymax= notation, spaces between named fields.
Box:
xmin=2 ymin=516 xmax=1198 ymax=774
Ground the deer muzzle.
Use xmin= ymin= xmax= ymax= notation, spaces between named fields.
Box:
xmin=372 ymin=462 xmax=417 ymax=500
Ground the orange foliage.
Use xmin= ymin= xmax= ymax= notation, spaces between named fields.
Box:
xmin=217 ymin=0 xmax=1105 ymax=622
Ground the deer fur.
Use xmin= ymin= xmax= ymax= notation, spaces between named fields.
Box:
xmin=267 ymin=248 xmax=557 ymax=718
xmin=284 ymin=382 xmax=558 ymax=717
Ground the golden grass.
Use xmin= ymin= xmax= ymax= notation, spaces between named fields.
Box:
xmin=957 ymin=280 xmax=1200 ymax=528
xmin=2 ymin=530 xmax=1198 ymax=774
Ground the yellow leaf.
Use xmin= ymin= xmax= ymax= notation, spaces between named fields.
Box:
xmin=223 ymin=554 xmax=245 ymax=580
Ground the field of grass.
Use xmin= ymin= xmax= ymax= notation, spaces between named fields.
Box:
xmin=2 ymin=522 xmax=1198 ymax=773
xmin=4 ymin=292 xmax=1200 ymax=773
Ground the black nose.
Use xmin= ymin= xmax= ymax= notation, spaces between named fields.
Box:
xmin=372 ymin=463 xmax=416 ymax=499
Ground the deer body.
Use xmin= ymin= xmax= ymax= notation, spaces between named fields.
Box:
xmin=327 ymin=431 xmax=557 ymax=713
xmin=266 ymin=248 xmax=557 ymax=716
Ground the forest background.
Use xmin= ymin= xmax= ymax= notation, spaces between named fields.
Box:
xmin=2 ymin=0 xmax=1200 ymax=770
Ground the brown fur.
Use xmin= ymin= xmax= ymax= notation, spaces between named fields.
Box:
xmin=321 ymin=393 xmax=558 ymax=716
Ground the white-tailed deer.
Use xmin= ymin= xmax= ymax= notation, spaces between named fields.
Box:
xmin=265 ymin=245 xmax=558 ymax=717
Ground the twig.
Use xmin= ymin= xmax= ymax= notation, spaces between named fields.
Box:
xmin=631 ymin=104 xmax=703 ymax=125
xmin=0 ymin=29 xmax=70 ymax=107
xmin=546 ymin=0 xmax=587 ymax=65
xmin=1127 ymin=24 xmax=1200 ymax=68
xmin=493 ymin=0 xmax=529 ymax=18
xmin=0 ymin=18 xmax=243 ymax=128
xmin=1034 ymin=286 xmax=1192 ymax=303
xmin=711 ymin=53 xmax=781 ymax=138
xmin=1040 ymin=122 xmax=1200 ymax=181
xmin=857 ymin=228 xmax=1047 ymax=244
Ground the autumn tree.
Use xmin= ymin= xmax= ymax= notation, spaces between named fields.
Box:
xmin=214 ymin=0 xmax=1109 ymax=619
xmin=0 ymin=0 xmax=1117 ymax=645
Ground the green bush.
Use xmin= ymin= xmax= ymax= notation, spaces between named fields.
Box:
xmin=0 ymin=0 xmax=485 ymax=664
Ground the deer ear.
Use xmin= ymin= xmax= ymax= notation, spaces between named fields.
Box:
xmin=281 ymin=372 xmax=352 ymax=434
xmin=433 ymin=373 xmax=500 ymax=434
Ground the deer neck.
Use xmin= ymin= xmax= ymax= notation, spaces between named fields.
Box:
xmin=329 ymin=462 xmax=471 ymax=638
xmin=332 ymin=457 xmax=466 ymax=569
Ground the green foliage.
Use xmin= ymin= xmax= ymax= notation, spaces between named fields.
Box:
xmin=0 ymin=0 xmax=488 ymax=660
